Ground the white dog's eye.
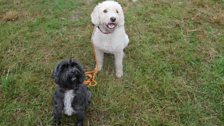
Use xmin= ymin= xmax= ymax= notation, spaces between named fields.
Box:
xmin=103 ymin=9 xmax=108 ymax=13
xmin=116 ymin=10 xmax=119 ymax=13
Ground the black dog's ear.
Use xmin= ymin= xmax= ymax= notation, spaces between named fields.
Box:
xmin=77 ymin=62 xmax=85 ymax=84
xmin=52 ymin=66 xmax=59 ymax=84
xmin=71 ymin=60 xmax=85 ymax=83
xmin=78 ymin=70 xmax=85 ymax=84
xmin=52 ymin=61 xmax=65 ymax=84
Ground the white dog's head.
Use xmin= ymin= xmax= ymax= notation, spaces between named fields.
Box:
xmin=91 ymin=1 xmax=125 ymax=31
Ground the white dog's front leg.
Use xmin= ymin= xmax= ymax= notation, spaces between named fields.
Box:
xmin=114 ymin=51 xmax=124 ymax=78
xmin=95 ymin=48 xmax=104 ymax=71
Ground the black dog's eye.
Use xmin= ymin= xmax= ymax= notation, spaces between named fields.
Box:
xmin=103 ymin=9 xmax=108 ymax=13
xmin=116 ymin=10 xmax=119 ymax=13
xmin=71 ymin=77 xmax=77 ymax=81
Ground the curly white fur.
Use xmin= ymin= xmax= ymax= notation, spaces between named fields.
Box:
xmin=91 ymin=0 xmax=129 ymax=78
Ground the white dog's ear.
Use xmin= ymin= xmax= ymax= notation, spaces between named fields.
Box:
xmin=91 ymin=4 xmax=100 ymax=25
xmin=119 ymin=12 xmax=125 ymax=26
xmin=118 ymin=5 xmax=125 ymax=26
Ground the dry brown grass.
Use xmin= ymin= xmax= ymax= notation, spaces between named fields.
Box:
xmin=2 ymin=11 xmax=19 ymax=21
xmin=213 ymin=13 xmax=224 ymax=25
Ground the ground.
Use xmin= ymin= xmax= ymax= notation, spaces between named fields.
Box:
xmin=0 ymin=0 xmax=224 ymax=125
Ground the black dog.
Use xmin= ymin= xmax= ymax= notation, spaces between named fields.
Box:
xmin=52 ymin=59 xmax=91 ymax=126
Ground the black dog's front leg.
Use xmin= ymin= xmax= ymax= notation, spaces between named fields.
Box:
xmin=76 ymin=111 xmax=84 ymax=126
xmin=53 ymin=93 xmax=64 ymax=126
xmin=53 ymin=105 xmax=63 ymax=125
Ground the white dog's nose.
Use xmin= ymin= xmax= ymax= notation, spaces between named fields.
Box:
xmin=110 ymin=17 xmax=116 ymax=22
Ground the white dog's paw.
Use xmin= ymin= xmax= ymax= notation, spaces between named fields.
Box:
xmin=95 ymin=65 xmax=102 ymax=71
xmin=116 ymin=71 xmax=123 ymax=78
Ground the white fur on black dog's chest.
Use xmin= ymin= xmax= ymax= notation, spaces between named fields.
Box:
xmin=64 ymin=90 xmax=75 ymax=116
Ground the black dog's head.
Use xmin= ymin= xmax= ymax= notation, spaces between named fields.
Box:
xmin=52 ymin=59 xmax=85 ymax=89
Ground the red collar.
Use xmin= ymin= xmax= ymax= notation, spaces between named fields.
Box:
xmin=97 ymin=26 xmax=112 ymax=34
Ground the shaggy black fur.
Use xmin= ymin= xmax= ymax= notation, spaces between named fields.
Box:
xmin=52 ymin=59 xmax=91 ymax=126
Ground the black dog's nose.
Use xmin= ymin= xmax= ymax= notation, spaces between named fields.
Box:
xmin=110 ymin=17 xmax=116 ymax=22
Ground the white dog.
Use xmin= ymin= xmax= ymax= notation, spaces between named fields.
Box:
xmin=91 ymin=0 xmax=129 ymax=78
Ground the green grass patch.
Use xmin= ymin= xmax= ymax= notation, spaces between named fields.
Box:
xmin=0 ymin=0 xmax=224 ymax=125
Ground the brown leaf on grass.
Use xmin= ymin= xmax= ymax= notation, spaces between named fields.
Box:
xmin=2 ymin=11 xmax=19 ymax=21
xmin=212 ymin=13 xmax=224 ymax=25
xmin=191 ymin=0 xmax=209 ymax=8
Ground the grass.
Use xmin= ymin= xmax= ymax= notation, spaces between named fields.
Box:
xmin=0 ymin=0 xmax=224 ymax=125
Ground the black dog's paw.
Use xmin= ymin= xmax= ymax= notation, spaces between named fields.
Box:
xmin=76 ymin=121 xmax=83 ymax=126
xmin=53 ymin=120 xmax=61 ymax=126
